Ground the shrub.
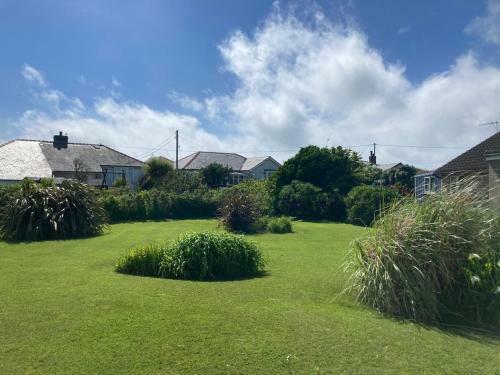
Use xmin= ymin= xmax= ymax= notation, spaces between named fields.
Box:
xmin=200 ymin=163 xmax=232 ymax=188
xmin=345 ymin=185 xmax=401 ymax=226
xmin=160 ymin=231 xmax=265 ymax=280
xmin=218 ymin=188 xmax=261 ymax=232
xmin=0 ymin=180 xmax=107 ymax=241
xmin=344 ymin=183 xmax=500 ymax=327
xmin=227 ymin=179 xmax=274 ymax=216
xmin=115 ymin=244 xmax=164 ymax=276
xmin=277 ymin=180 xmax=346 ymax=221
xmin=99 ymin=189 xmax=219 ymax=222
xmin=267 ymin=216 xmax=293 ymax=233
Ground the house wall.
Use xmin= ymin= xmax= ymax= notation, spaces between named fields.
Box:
xmin=414 ymin=173 xmax=441 ymax=199
xmin=487 ymin=158 xmax=500 ymax=212
xmin=248 ymin=159 xmax=280 ymax=180
xmin=102 ymin=166 xmax=143 ymax=189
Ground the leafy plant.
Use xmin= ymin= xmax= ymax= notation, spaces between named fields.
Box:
xmin=218 ymin=188 xmax=262 ymax=232
xmin=159 ymin=231 xmax=265 ymax=280
xmin=344 ymin=180 xmax=500 ymax=327
xmin=140 ymin=157 xmax=173 ymax=189
xmin=267 ymin=216 xmax=293 ymax=233
xmin=345 ymin=185 xmax=400 ymax=226
xmin=0 ymin=179 xmax=107 ymax=241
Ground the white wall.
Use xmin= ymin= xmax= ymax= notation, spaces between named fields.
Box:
xmin=249 ymin=158 xmax=280 ymax=180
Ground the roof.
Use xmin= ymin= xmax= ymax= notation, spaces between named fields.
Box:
xmin=0 ymin=139 xmax=143 ymax=181
xmin=436 ymin=132 xmax=500 ymax=174
xmin=375 ymin=162 xmax=403 ymax=172
xmin=177 ymin=151 xmax=279 ymax=171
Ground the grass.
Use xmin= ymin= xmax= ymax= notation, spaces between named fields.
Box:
xmin=0 ymin=220 xmax=498 ymax=374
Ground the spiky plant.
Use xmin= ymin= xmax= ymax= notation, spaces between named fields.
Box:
xmin=344 ymin=177 xmax=500 ymax=326
xmin=0 ymin=179 xmax=107 ymax=241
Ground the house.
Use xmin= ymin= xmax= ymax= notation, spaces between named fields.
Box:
xmin=486 ymin=150 xmax=500 ymax=211
xmin=177 ymin=151 xmax=281 ymax=184
xmin=414 ymin=132 xmax=500 ymax=206
xmin=0 ymin=133 xmax=144 ymax=188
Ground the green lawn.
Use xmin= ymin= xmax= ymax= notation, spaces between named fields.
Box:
xmin=0 ymin=220 xmax=498 ymax=374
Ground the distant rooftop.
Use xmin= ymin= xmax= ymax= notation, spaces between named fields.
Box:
xmin=177 ymin=151 xmax=280 ymax=171
xmin=0 ymin=139 xmax=143 ymax=181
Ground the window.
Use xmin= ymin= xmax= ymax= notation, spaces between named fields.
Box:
xmin=423 ymin=176 xmax=435 ymax=194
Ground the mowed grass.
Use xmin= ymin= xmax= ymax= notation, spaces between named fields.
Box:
xmin=0 ymin=220 xmax=498 ymax=374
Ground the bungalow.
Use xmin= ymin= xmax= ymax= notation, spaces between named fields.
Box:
xmin=414 ymin=132 xmax=500 ymax=208
xmin=177 ymin=151 xmax=281 ymax=184
xmin=0 ymin=133 xmax=144 ymax=188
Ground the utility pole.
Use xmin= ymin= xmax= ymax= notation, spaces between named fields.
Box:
xmin=175 ymin=130 xmax=179 ymax=170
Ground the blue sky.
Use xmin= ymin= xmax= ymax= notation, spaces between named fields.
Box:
xmin=1 ymin=0 xmax=500 ymax=168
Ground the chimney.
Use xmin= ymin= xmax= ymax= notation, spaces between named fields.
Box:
xmin=53 ymin=131 xmax=68 ymax=150
xmin=369 ymin=150 xmax=377 ymax=165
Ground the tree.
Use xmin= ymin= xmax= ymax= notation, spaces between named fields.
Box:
xmin=382 ymin=164 xmax=418 ymax=193
xmin=140 ymin=157 xmax=174 ymax=189
xmin=200 ymin=163 xmax=232 ymax=188
xmin=274 ymin=145 xmax=364 ymax=195
xmin=277 ymin=180 xmax=346 ymax=221
xmin=73 ymin=158 xmax=89 ymax=182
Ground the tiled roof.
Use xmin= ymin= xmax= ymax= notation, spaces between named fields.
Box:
xmin=375 ymin=162 xmax=402 ymax=172
xmin=178 ymin=152 xmax=246 ymax=170
xmin=241 ymin=157 xmax=268 ymax=171
xmin=177 ymin=152 xmax=279 ymax=171
xmin=0 ymin=139 xmax=144 ymax=181
xmin=436 ymin=132 xmax=500 ymax=174
xmin=0 ymin=140 xmax=53 ymax=180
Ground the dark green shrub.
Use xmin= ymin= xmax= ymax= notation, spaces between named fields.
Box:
xmin=99 ymin=189 xmax=219 ymax=222
xmin=160 ymin=231 xmax=265 ymax=280
xmin=115 ymin=244 xmax=164 ymax=276
xmin=344 ymin=183 xmax=500 ymax=327
xmin=345 ymin=185 xmax=401 ymax=226
xmin=277 ymin=180 xmax=346 ymax=221
xmin=267 ymin=216 xmax=293 ymax=233
xmin=200 ymin=163 xmax=232 ymax=188
xmin=218 ymin=188 xmax=262 ymax=232
xmin=0 ymin=180 xmax=107 ymax=241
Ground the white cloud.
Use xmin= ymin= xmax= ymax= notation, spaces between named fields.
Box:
xmin=111 ymin=77 xmax=121 ymax=87
xmin=465 ymin=0 xmax=500 ymax=45
xmin=198 ymin=9 xmax=500 ymax=168
xmin=22 ymin=64 xmax=47 ymax=86
xmin=13 ymin=7 xmax=500 ymax=169
xmin=168 ymin=91 xmax=204 ymax=112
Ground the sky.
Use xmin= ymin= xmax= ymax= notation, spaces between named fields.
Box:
xmin=1 ymin=0 xmax=500 ymax=169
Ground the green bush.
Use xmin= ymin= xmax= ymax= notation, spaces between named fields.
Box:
xmin=225 ymin=179 xmax=274 ymax=216
xmin=277 ymin=180 xmax=346 ymax=221
xmin=344 ymin=183 xmax=500 ymax=327
xmin=160 ymin=231 xmax=265 ymax=280
xmin=116 ymin=231 xmax=265 ymax=281
xmin=345 ymin=185 xmax=401 ymax=226
xmin=115 ymin=244 xmax=164 ymax=276
xmin=218 ymin=188 xmax=262 ymax=232
xmin=0 ymin=179 xmax=107 ymax=241
xmin=99 ymin=189 xmax=219 ymax=222
xmin=267 ymin=216 xmax=293 ymax=233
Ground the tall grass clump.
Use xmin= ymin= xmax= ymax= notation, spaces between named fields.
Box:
xmin=344 ymin=179 xmax=500 ymax=327
xmin=0 ymin=179 xmax=107 ymax=241
xmin=115 ymin=244 xmax=164 ymax=277
xmin=116 ymin=231 xmax=265 ymax=281
xmin=160 ymin=231 xmax=265 ymax=280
